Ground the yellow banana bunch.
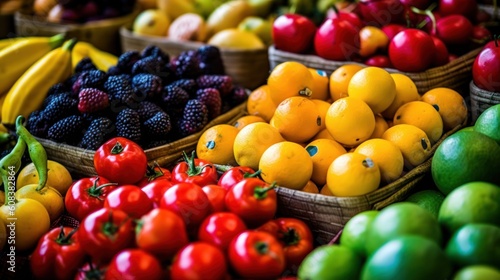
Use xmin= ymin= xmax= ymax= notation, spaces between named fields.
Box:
xmin=1 ymin=39 xmax=77 ymax=126
xmin=0 ymin=37 xmax=26 ymax=51
xmin=72 ymin=41 xmax=118 ymax=72
xmin=0 ymin=34 xmax=65 ymax=94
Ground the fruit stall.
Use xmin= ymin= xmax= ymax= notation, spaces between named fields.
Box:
xmin=0 ymin=0 xmax=499 ymax=279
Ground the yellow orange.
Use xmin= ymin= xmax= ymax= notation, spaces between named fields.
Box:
xmin=301 ymin=180 xmax=320 ymax=194
xmin=421 ymin=87 xmax=468 ymax=131
xmin=370 ymin=114 xmax=389 ymax=139
xmin=233 ymin=115 xmax=266 ymax=130
xmin=268 ymin=61 xmax=314 ymax=105
xmin=246 ymin=84 xmax=277 ymax=122
xmin=320 ymin=184 xmax=333 ymax=196
xmin=354 ymin=138 xmax=404 ymax=184
xmin=305 ymin=138 xmax=347 ymax=186
xmin=382 ymin=124 xmax=432 ymax=169
xmin=308 ymin=68 xmax=330 ymax=100
xmin=381 ymin=73 xmax=421 ymax=119
xmin=393 ymin=101 xmax=444 ymax=144
xmin=329 ymin=64 xmax=364 ymax=102
xmin=310 ymin=128 xmax=335 ymax=141
xmin=311 ymin=99 xmax=331 ymax=130
xmin=197 ymin=124 xmax=239 ymax=165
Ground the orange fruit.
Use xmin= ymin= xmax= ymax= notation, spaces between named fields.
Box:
xmin=259 ymin=141 xmax=313 ymax=190
xmin=310 ymin=128 xmax=335 ymax=141
xmin=359 ymin=26 xmax=390 ymax=57
xmin=233 ymin=115 xmax=266 ymax=130
xmin=246 ymin=84 xmax=277 ymax=122
xmin=325 ymin=97 xmax=376 ymax=147
xmin=421 ymin=87 xmax=468 ymax=131
xmin=393 ymin=101 xmax=444 ymax=144
xmin=270 ymin=96 xmax=322 ymax=143
xmin=16 ymin=160 xmax=73 ymax=197
xmin=347 ymin=67 xmax=397 ymax=114
xmin=233 ymin=122 xmax=285 ymax=170
xmin=329 ymin=64 xmax=364 ymax=102
xmin=320 ymin=184 xmax=333 ymax=196
xmin=301 ymin=180 xmax=320 ymax=194
xmin=308 ymin=68 xmax=330 ymax=100
xmin=382 ymin=73 xmax=421 ymax=119
xmin=370 ymin=114 xmax=389 ymax=139
xmin=305 ymin=138 xmax=347 ymax=186
xmin=268 ymin=61 xmax=314 ymax=105
xmin=326 ymin=152 xmax=381 ymax=197
xmin=311 ymin=99 xmax=331 ymax=130
xmin=354 ymin=138 xmax=404 ymax=184
xmin=382 ymin=124 xmax=432 ymax=169
xmin=196 ymin=124 xmax=239 ymax=165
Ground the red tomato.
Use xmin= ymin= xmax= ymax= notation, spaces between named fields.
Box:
xmin=79 ymin=208 xmax=135 ymax=264
xmin=217 ymin=166 xmax=258 ymax=191
xmin=105 ymin=249 xmax=163 ymax=280
xmin=257 ymin=218 xmax=314 ymax=272
xmin=136 ymin=208 xmax=190 ymax=261
xmin=225 ymin=178 xmax=277 ymax=228
xmin=159 ymin=182 xmax=212 ymax=234
xmin=170 ymin=242 xmax=228 ymax=280
xmin=171 ymin=151 xmax=218 ymax=186
xmin=228 ymin=231 xmax=286 ymax=279
xmin=74 ymin=262 xmax=107 ymax=280
xmin=94 ymin=137 xmax=148 ymax=185
xmin=30 ymin=227 xmax=85 ymax=280
xmin=198 ymin=212 xmax=247 ymax=251
xmin=65 ymin=176 xmax=117 ymax=221
xmin=104 ymin=185 xmax=153 ymax=218
xmin=136 ymin=162 xmax=172 ymax=188
xmin=201 ymin=184 xmax=227 ymax=212
xmin=141 ymin=179 xmax=174 ymax=208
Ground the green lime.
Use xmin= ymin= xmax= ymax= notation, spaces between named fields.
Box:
xmin=458 ymin=126 xmax=475 ymax=132
xmin=431 ymin=130 xmax=500 ymax=195
xmin=361 ymin=235 xmax=452 ymax=280
xmin=445 ymin=223 xmax=500 ymax=269
xmin=474 ymin=103 xmax=500 ymax=144
xmin=365 ymin=202 xmax=442 ymax=256
xmin=438 ymin=182 xmax=500 ymax=235
xmin=297 ymin=245 xmax=363 ymax=280
xmin=340 ymin=210 xmax=379 ymax=258
xmin=453 ymin=265 xmax=500 ymax=280
xmin=405 ymin=189 xmax=446 ymax=218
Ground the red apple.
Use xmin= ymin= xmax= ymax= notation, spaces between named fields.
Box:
xmin=431 ymin=36 xmax=449 ymax=67
xmin=434 ymin=15 xmax=473 ymax=45
xmin=438 ymin=0 xmax=478 ymax=20
xmin=364 ymin=54 xmax=393 ymax=68
xmin=381 ymin=24 xmax=406 ymax=41
xmin=326 ymin=7 xmax=364 ymax=30
xmin=358 ymin=0 xmax=406 ymax=27
xmin=314 ymin=18 xmax=360 ymax=61
xmin=471 ymin=25 xmax=492 ymax=46
xmin=388 ymin=28 xmax=436 ymax=72
xmin=400 ymin=0 xmax=432 ymax=10
xmin=472 ymin=40 xmax=500 ymax=92
xmin=272 ymin=14 xmax=317 ymax=54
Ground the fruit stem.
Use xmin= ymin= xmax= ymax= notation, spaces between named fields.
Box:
xmin=56 ymin=226 xmax=78 ymax=245
xmin=111 ymin=141 xmax=124 ymax=154
xmin=255 ymin=241 xmax=269 ymax=255
xmin=244 ymin=169 xmax=262 ymax=179
xmin=254 ymin=182 xmax=276 ymax=200
xmin=412 ymin=4 xmax=437 ymax=34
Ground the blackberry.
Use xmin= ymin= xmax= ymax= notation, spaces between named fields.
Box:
xmin=141 ymin=45 xmax=170 ymax=63
xmin=172 ymin=50 xmax=202 ymax=79
xmin=196 ymin=88 xmax=221 ymax=119
xmin=115 ymin=108 xmax=141 ymax=143
xmin=26 ymin=111 xmax=50 ymax=138
xmin=107 ymin=65 xmax=123 ymax=76
xmin=130 ymin=56 xmax=165 ymax=75
xmin=72 ymin=70 xmax=107 ymax=94
xmin=41 ymin=94 xmax=79 ymax=123
xmin=132 ymin=73 xmax=163 ymax=100
xmin=47 ymin=83 xmax=69 ymax=96
xmin=160 ymin=85 xmax=190 ymax=119
xmin=47 ymin=115 xmax=86 ymax=144
xmin=64 ymin=74 xmax=81 ymax=95
xmin=168 ymin=79 xmax=198 ymax=96
xmin=74 ymin=57 xmax=98 ymax=73
xmin=117 ymin=51 xmax=141 ymax=73
xmin=143 ymin=111 xmax=171 ymax=138
xmin=178 ymin=99 xmax=208 ymax=136
xmin=196 ymin=45 xmax=225 ymax=75
xmin=196 ymin=75 xmax=233 ymax=96
xmin=137 ymin=101 xmax=163 ymax=122
xmin=78 ymin=88 xmax=110 ymax=113
xmin=79 ymin=117 xmax=115 ymax=150
xmin=104 ymin=75 xmax=138 ymax=110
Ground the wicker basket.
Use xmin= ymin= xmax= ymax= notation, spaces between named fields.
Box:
xmin=35 ymin=101 xmax=247 ymax=177
xmin=119 ymin=27 xmax=270 ymax=90
xmin=274 ymin=121 xmax=465 ymax=244
xmin=470 ymin=81 xmax=500 ymax=123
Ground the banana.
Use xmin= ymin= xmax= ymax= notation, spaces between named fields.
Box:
xmin=0 ymin=37 xmax=26 ymax=51
xmin=1 ymin=39 xmax=77 ymax=126
xmin=72 ymin=41 xmax=118 ymax=72
xmin=0 ymin=94 xmax=6 ymax=124
xmin=0 ymin=34 xmax=65 ymax=94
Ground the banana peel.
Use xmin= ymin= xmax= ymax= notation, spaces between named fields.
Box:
xmin=72 ymin=41 xmax=118 ymax=72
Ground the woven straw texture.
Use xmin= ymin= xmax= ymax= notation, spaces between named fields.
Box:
xmin=274 ymin=121 xmax=465 ymax=244
xmin=119 ymin=27 xmax=270 ymax=90
xmin=269 ymin=45 xmax=481 ymax=95
xmin=35 ymin=101 xmax=247 ymax=177
xmin=470 ymin=81 xmax=500 ymax=122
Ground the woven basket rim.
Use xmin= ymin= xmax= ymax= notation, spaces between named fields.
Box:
xmin=470 ymin=80 xmax=500 ymax=97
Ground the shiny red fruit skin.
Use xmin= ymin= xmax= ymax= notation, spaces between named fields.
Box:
xmin=272 ymin=14 xmax=317 ymax=54
xmin=434 ymin=15 xmax=473 ymax=45
xmin=438 ymin=0 xmax=478 ymax=20
xmin=472 ymin=42 xmax=500 ymax=92
xmin=389 ymin=28 xmax=435 ymax=72
xmin=314 ymin=18 xmax=360 ymax=61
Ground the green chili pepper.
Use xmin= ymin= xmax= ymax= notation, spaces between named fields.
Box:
xmin=0 ymin=136 xmax=26 ymax=193
xmin=15 ymin=115 xmax=47 ymax=191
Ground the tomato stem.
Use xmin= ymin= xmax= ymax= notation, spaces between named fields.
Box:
xmin=254 ymin=182 xmax=276 ymax=200
xmin=110 ymin=141 xmax=124 ymax=155
xmin=87 ymin=177 xmax=117 ymax=200
xmin=144 ymin=161 xmax=165 ymax=182
xmin=244 ymin=169 xmax=261 ymax=179
xmin=255 ymin=241 xmax=269 ymax=255
xmin=56 ymin=226 xmax=78 ymax=245
xmin=183 ymin=151 xmax=212 ymax=177
xmin=282 ymin=228 xmax=300 ymax=246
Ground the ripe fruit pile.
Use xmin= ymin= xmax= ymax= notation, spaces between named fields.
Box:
xmin=25 ymin=45 xmax=247 ymax=150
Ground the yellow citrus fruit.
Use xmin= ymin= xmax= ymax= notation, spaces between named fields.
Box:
xmin=268 ymin=61 xmax=315 ymax=105
xmin=325 ymin=97 xmax=376 ymax=147
xmin=301 ymin=180 xmax=320 ymax=194
xmin=233 ymin=122 xmax=285 ymax=170
xmin=270 ymin=96 xmax=322 ymax=143
xmin=393 ymin=101 xmax=444 ymax=144
xmin=320 ymin=184 xmax=333 ymax=196
xmin=326 ymin=152 xmax=381 ymax=197
xmin=259 ymin=141 xmax=313 ymax=190
xmin=347 ymin=67 xmax=397 ymax=114
xmin=311 ymin=128 xmax=335 ymax=141
xmin=421 ymin=87 xmax=468 ymax=131
xmin=308 ymin=68 xmax=330 ymax=101
xmin=196 ymin=124 xmax=239 ymax=165
xmin=382 ymin=124 xmax=432 ymax=169
xmin=354 ymin=138 xmax=404 ymax=184
xmin=16 ymin=160 xmax=73 ymax=196
xmin=233 ymin=115 xmax=266 ymax=130
xmin=381 ymin=73 xmax=421 ymax=119
xmin=329 ymin=64 xmax=364 ymax=102
xmin=311 ymin=99 xmax=331 ymax=130
xmin=370 ymin=114 xmax=390 ymax=139
xmin=246 ymin=84 xmax=277 ymax=122
xmin=15 ymin=184 xmax=64 ymax=223
xmin=305 ymin=138 xmax=347 ymax=186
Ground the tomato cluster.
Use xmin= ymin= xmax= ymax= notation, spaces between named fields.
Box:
xmin=30 ymin=137 xmax=314 ymax=279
